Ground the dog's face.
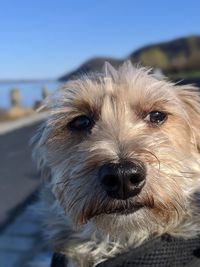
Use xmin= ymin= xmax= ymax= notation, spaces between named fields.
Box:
xmin=34 ymin=63 xmax=200 ymax=237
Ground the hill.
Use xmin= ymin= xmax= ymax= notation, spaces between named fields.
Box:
xmin=59 ymin=36 xmax=200 ymax=81
xmin=59 ymin=57 xmax=123 ymax=81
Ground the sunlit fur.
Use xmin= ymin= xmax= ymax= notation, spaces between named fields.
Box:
xmin=33 ymin=62 xmax=200 ymax=267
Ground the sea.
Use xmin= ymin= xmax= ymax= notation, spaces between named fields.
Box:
xmin=0 ymin=80 xmax=62 ymax=109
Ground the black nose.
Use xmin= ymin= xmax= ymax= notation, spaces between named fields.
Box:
xmin=99 ymin=161 xmax=146 ymax=200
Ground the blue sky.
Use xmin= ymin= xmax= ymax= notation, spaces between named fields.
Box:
xmin=0 ymin=0 xmax=200 ymax=79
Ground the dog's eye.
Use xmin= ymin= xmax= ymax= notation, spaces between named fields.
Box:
xmin=68 ymin=115 xmax=93 ymax=131
xmin=144 ymin=111 xmax=167 ymax=125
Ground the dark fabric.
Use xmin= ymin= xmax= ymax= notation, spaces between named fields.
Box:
xmin=97 ymin=235 xmax=200 ymax=267
xmin=50 ymin=252 xmax=68 ymax=267
xmin=51 ymin=235 xmax=200 ymax=267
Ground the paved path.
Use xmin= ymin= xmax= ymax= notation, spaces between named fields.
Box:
xmin=0 ymin=115 xmax=46 ymax=227
xmin=0 ymin=204 xmax=52 ymax=267
xmin=0 ymin=203 xmax=51 ymax=267
xmin=0 ymin=115 xmax=52 ymax=266
xmin=0 ymin=112 xmax=47 ymax=135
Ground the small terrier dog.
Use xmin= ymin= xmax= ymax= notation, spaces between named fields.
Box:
xmin=33 ymin=62 xmax=200 ymax=267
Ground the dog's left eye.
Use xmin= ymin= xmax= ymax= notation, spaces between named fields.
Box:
xmin=144 ymin=111 xmax=167 ymax=125
xmin=68 ymin=115 xmax=93 ymax=131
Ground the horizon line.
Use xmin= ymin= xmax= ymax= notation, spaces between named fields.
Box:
xmin=0 ymin=78 xmax=58 ymax=84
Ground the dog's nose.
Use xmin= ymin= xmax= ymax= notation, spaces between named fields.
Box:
xmin=99 ymin=161 xmax=146 ymax=200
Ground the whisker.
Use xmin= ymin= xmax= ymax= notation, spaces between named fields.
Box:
xmin=141 ymin=149 xmax=161 ymax=172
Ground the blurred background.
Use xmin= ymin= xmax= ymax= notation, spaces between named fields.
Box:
xmin=0 ymin=1 xmax=200 ymax=266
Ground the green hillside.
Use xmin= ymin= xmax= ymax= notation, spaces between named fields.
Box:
xmin=130 ymin=36 xmax=200 ymax=77
xmin=59 ymin=36 xmax=200 ymax=81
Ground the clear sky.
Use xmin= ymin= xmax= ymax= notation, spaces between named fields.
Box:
xmin=0 ymin=0 xmax=200 ymax=79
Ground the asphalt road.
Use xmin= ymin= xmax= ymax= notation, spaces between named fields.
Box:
xmin=0 ymin=122 xmax=42 ymax=227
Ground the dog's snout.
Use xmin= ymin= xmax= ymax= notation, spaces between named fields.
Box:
xmin=99 ymin=161 xmax=146 ymax=200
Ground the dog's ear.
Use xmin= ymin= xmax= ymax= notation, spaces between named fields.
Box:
xmin=176 ymin=85 xmax=200 ymax=151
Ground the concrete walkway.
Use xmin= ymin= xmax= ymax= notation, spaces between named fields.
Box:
xmin=0 ymin=119 xmax=43 ymax=227
xmin=0 ymin=204 xmax=52 ymax=267
xmin=0 ymin=112 xmax=48 ymax=135
xmin=0 ymin=114 xmax=50 ymax=267
xmin=0 ymin=112 xmax=48 ymax=227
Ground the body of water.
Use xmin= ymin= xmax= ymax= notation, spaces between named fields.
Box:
xmin=0 ymin=80 xmax=62 ymax=109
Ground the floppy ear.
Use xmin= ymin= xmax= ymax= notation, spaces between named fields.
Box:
xmin=176 ymin=84 xmax=200 ymax=152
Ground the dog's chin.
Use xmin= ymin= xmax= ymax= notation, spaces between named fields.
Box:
xmin=103 ymin=205 xmax=142 ymax=216
xmin=90 ymin=204 xmax=146 ymax=236
xmin=91 ymin=202 xmax=144 ymax=220
xmin=75 ymin=196 xmax=151 ymax=225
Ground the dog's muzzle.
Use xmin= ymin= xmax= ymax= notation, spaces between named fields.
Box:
xmin=99 ymin=161 xmax=146 ymax=200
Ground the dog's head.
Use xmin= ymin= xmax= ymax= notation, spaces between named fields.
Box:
xmin=33 ymin=62 xmax=200 ymax=238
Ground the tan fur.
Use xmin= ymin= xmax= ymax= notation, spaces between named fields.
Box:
xmin=33 ymin=62 xmax=200 ymax=267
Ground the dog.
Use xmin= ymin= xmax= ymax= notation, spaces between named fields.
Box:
xmin=33 ymin=62 xmax=200 ymax=267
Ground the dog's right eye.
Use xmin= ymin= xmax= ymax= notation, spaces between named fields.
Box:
xmin=143 ymin=111 xmax=167 ymax=125
xmin=68 ymin=115 xmax=93 ymax=131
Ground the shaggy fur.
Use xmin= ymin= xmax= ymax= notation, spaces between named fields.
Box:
xmin=33 ymin=62 xmax=200 ymax=267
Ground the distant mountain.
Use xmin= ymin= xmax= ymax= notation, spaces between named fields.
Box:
xmin=59 ymin=36 xmax=200 ymax=81
xmin=59 ymin=57 xmax=123 ymax=81
xmin=130 ymin=36 xmax=200 ymax=74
